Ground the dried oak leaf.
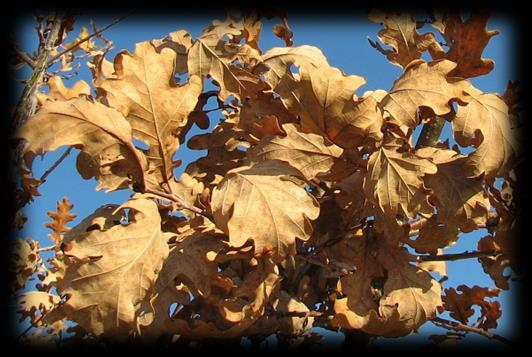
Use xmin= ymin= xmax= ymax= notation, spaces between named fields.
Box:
xmin=262 ymin=45 xmax=329 ymax=91
xmin=37 ymin=76 xmax=91 ymax=105
xmin=98 ymin=41 xmax=202 ymax=189
xmin=11 ymin=239 xmax=41 ymax=291
xmin=441 ymin=285 xmax=501 ymax=330
xmin=44 ymin=196 xmax=77 ymax=246
xmin=452 ymin=86 xmax=519 ymax=177
xmin=332 ymin=238 xmax=441 ymax=337
xmin=381 ymin=59 xmax=470 ymax=129
xmin=248 ymin=123 xmax=345 ymax=181
xmin=430 ymin=10 xmax=498 ymax=78
xmin=188 ymin=26 xmax=265 ymax=101
xmin=58 ymin=196 xmax=168 ymax=336
xmin=368 ymin=11 xmax=440 ymax=69
xmin=17 ymin=98 xmax=146 ymax=192
xmin=365 ymin=138 xmax=437 ymax=226
xmin=272 ymin=18 xmax=293 ymax=47
xmin=18 ymin=291 xmax=61 ymax=325
xmin=417 ymin=147 xmax=490 ymax=232
xmin=407 ymin=217 xmax=460 ymax=254
xmin=212 ymin=160 xmax=319 ymax=261
xmin=477 ymin=235 xmax=511 ymax=290
xmin=152 ymin=29 xmax=193 ymax=74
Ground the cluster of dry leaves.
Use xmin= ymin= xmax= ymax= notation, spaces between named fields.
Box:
xmin=11 ymin=10 xmax=522 ymax=347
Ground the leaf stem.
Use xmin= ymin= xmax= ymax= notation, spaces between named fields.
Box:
xmin=144 ymin=187 xmax=214 ymax=221
xmin=431 ymin=316 xmax=514 ymax=345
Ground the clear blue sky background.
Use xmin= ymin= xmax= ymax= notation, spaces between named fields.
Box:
xmin=14 ymin=11 xmax=519 ymax=348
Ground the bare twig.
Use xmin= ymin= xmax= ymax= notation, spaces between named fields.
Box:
xmin=39 ymin=146 xmax=73 ymax=183
xmin=274 ymin=310 xmax=324 ymax=318
xmin=144 ymin=187 xmax=214 ymax=221
xmin=47 ymin=12 xmax=133 ymax=66
xmin=432 ymin=316 xmax=514 ymax=345
xmin=11 ymin=43 xmax=36 ymax=68
xmin=37 ymin=245 xmax=57 ymax=253
xmin=417 ymin=250 xmax=499 ymax=262
xmin=415 ymin=116 xmax=446 ymax=149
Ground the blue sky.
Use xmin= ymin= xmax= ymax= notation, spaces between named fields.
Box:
xmin=14 ymin=11 xmax=519 ymax=347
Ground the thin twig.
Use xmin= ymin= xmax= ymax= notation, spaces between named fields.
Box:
xmin=39 ymin=146 xmax=73 ymax=183
xmin=37 ymin=245 xmax=57 ymax=253
xmin=417 ymin=250 xmax=499 ymax=262
xmin=274 ymin=310 xmax=324 ymax=318
xmin=47 ymin=12 xmax=133 ymax=66
xmin=11 ymin=43 xmax=36 ymax=68
xmin=431 ymin=316 xmax=514 ymax=345
xmin=144 ymin=187 xmax=214 ymax=221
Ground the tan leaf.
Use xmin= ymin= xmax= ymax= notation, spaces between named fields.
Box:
xmin=430 ymin=10 xmax=498 ymax=78
xmin=417 ymin=249 xmax=447 ymax=278
xmin=365 ymin=138 xmax=437 ymax=221
xmin=16 ymin=98 xmax=146 ymax=192
xmin=188 ymin=29 xmax=265 ymax=101
xmin=99 ymin=41 xmax=202 ymax=189
xmin=272 ymin=18 xmax=293 ymax=47
xmin=332 ymin=237 xmax=441 ymax=337
xmin=59 ymin=196 xmax=168 ymax=336
xmin=441 ymin=285 xmax=501 ymax=329
xmin=18 ymin=291 xmax=61 ymax=324
xmin=407 ymin=217 xmax=460 ymax=253
xmin=262 ymin=45 xmax=329 ymax=91
xmin=37 ymin=76 xmax=91 ymax=105
xmin=11 ymin=239 xmax=41 ymax=291
xmin=212 ymin=160 xmax=319 ymax=260
xmin=152 ymin=30 xmax=193 ymax=74
xmin=249 ymin=123 xmax=345 ymax=180
xmin=452 ymin=86 xmax=519 ymax=177
xmin=477 ymin=235 xmax=511 ymax=290
xmin=368 ymin=11 xmax=440 ymax=68
xmin=419 ymin=149 xmax=490 ymax=232
xmin=381 ymin=59 xmax=470 ymax=128
xmin=44 ymin=197 xmax=77 ymax=246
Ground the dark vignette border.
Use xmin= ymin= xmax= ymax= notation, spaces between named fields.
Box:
xmin=3 ymin=1 xmax=529 ymax=354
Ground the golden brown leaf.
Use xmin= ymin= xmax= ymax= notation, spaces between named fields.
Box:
xmin=381 ymin=59 xmax=470 ymax=128
xmin=332 ymin=237 xmax=441 ymax=337
xmin=99 ymin=41 xmax=202 ymax=189
xmin=37 ymin=76 xmax=91 ymax=105
xmin=59 ymin=196 xmax=168 ymax=336
xmin=211 ymin=160 xmax=319 ymax=260
xmin=11 ymin=239 xmax=41 ymax=292
xmin=407 ymin=217 xmax=460 ymax=254
xmin=452 ymin=86 xmax=519 ymax=177
xmin=17 ymin=98 xmax=147 ymax=192
xmin=249 ymin=123 xmax=345 ymax=181
xmin=441 ymin=285 xmax=501 ymax=329
xmin=152 ymin=30 xmax=193 ymax=74
xmin=44 ymin=197 xmax=77 ymax=246
xmin=368 ymin=11 xmax=440 ymax=68
xmin=430 ymin=10 xmax=498 ymax=78
xmin=477 ymin=235 xmax=511 ymax=290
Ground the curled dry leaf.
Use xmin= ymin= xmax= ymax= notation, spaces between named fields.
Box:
xmin=477 ymin=235 xmax=511 ymax=290
xmin=381 ymin=59 xmax=470 ymax=128
xmin=441 ymin=285 xmax=501 ymax=330
xmin=452 ymin=86 xmax=519 ymax=177
xmin=212 ymin=160 xmax=319 ymax=260
xmin=430 ymin=10 xmax=498 ymax=78
xmin=16 ymin=98 xmax=147 ymax=192
xmin=368 ymin=11 xmax=440 ymax=68
xmin=37 ymin=76 xmax=91 ymax=105
xmin=332 ymin=236 xmax=441 ymax=337
xmin=11 ymin=239 xmax=41 ymax=292
xmin=58 ymin=196 xmax=168 ymax=336
xmin=99 ymin=41 xmax=202 ymax=189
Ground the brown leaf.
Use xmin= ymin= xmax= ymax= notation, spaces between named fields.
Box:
xmin=37 ymin=76 xmax=91 ymax=105
xmin=332 ymin=237 xmax=441 ymax=337
xmin=262 ymin=45 xmax=329 ymax=92
xmin=188 ymin=28 xmax=265 ymax=101
xmin=11 ymin=239 xmax=41 ymax=292
xmin=152 ymin=30 xmax=193 ymax=74
xmin=272 ymin=18 xmax=293 ymax=47
xmin=407 ymin=217 xmax=460 ymax=253
xmin=99 ymin=41 xmax=202 ymax=189
xmin=365 ymin=138 xmax=437 ymax=223
xmin=418 ymin=148 xmax=490 ymax=232
xmin=249 ymin=123 xmax=345 ymax=181
xmin=59 ymin=196 xmax=168 ymax=336
xmin=430 ymin=10 xmax=498 ymax=78
xmin=380 ymin=59 xmax=470 ymax=128
xmin=18 ymin=291 xmax=61 ymax=325
xmin=452 ymin=86 xmax=519 ymax=177
xmin=17 ymin=98 xmax=147 ymax=192
xmin=368 ymin=11 xmax=440 ymax=68
xmin=442 ymin=285 xmax=501 ymax=329
xmin=44 ymin=197 xmax=77 ymax=246
xmin=477 ymin=235 xmax=511 ymax=290
xmin=212 ymin=160 xmax=319 ymax=260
